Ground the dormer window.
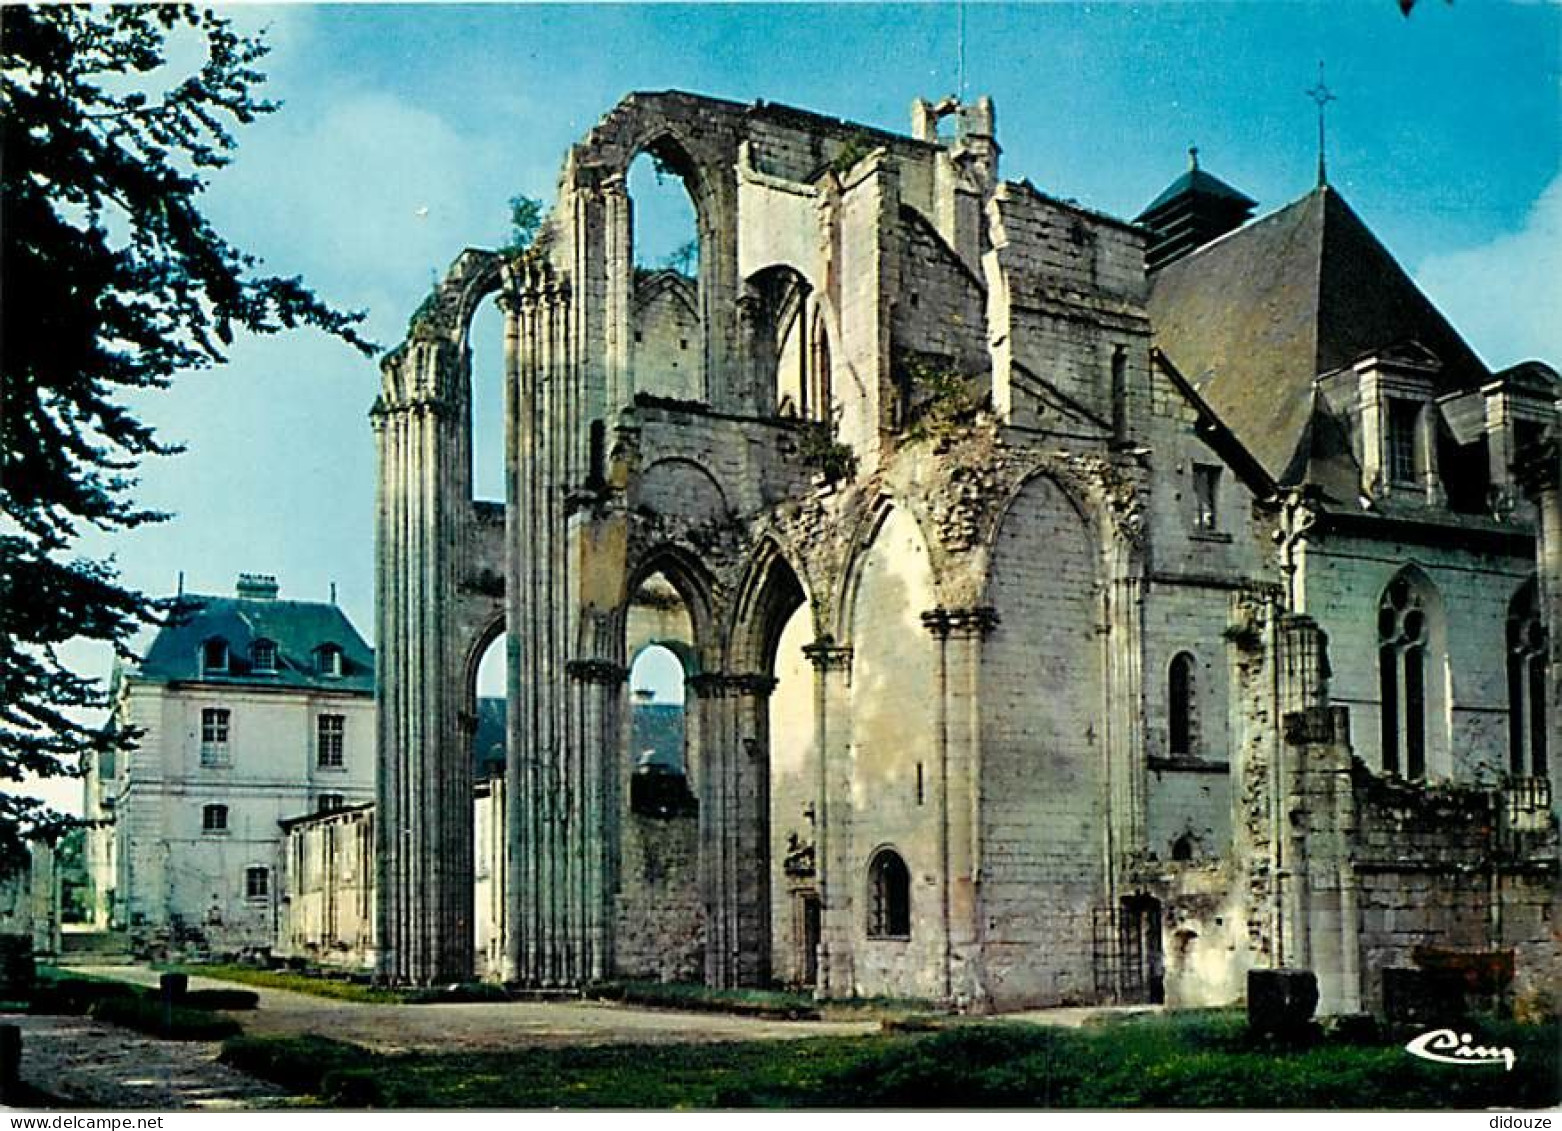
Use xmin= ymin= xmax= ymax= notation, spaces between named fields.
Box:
xmin=317 ymin=644 xmax=344 ymax=678
xmin=1192 ymin=465 xmax=1221 ymax=533
xmin=1387 ymin=399 xmax=1420 ymax=486
xmin=252 ymin=639 xmax=278 ymax=673
xmin=202 ymin=638 xmax=230 ymax=675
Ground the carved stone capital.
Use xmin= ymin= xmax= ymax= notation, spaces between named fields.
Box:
xmin=802 ymin=637 xmax=853 ymax=672
xmin=688 ymin=671 xmax=779 ymax=699
xmin=921 ymin=605 xmax=999 ymax=639
xmin=565 ymin=658 xmax=627 ymax=685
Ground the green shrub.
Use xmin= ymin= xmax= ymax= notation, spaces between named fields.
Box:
xmin=28 ymin=975 xmax=139 ymax=1015
xmin=89 ymin=995 xmax=242 ymax=1041
xmin=184 ymin=988 xmax=260 ymax=1011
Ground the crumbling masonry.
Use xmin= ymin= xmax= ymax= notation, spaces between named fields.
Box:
xmin=372 ymin=91 xmax=1560 ymax=1011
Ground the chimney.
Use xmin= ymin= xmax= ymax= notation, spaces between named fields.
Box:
xmin=236 ymin=573 xmax=280 ymax=600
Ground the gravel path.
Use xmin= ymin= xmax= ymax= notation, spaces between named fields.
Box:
xmin=5 ymin=1012 xmax=297 ymax=1111
xmin=68 ymin=965 xmax=878 ymax=1055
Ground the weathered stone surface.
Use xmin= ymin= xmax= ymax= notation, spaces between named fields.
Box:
xmin=360 ymin=87 xmax=1559 ymax=1014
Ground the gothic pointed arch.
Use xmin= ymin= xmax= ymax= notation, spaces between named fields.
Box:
xmin=1376 ymin=565 xmax=1447 ymax=780
xmin=1507 ymin=577 xmax=1549 ymax=779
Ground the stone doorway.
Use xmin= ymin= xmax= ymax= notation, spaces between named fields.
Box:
xmin=799 ymin=893 xmax=822 ymax=987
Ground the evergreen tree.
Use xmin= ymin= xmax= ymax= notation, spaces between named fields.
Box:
xmin=0 ymin=6 xmax=373 ymax=867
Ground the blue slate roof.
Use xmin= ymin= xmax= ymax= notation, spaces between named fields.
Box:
xmin=133 ymin=587 xmax=374 ymax=693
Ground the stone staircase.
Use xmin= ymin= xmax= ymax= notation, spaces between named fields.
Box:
xmin=52 ymin=928 xmax=135 ymax=967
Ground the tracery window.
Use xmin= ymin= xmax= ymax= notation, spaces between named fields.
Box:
xmin=1378 ymin=574 xmax=1430 ymax=779
xmin=1507 ymin=580 xmax=1549 ymax=779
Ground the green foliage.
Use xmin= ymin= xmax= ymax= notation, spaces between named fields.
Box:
xmin=0 ymin=5 xmax=373 ymax=867
xmin=586 ymin=980 xmax=822 ymax=1020
xmin=183 ymin=987 xmax=260 ymax=1011
xmin=501 ymin=194 xmax=543 ymax=255
xmin=222 ymin=1012 xmax=1561 ymax=1110
xmin=89 ymin=993 xmax=243 ymax=1040
xmin=829 ymin=132 xmax=878 ymax=177
xmin=660 ymin=237 xmax=698 ymax=277
xmin=796 ymin=409 xmax=857 ymax=484
xmin=169 ymin=962 xmax=410 ymax=1003
xmin=899 ymin=354 xmax=983 ymax=444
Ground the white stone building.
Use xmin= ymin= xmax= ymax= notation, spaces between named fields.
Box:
xmin=84 ymin=574 xmax=375 ymax=957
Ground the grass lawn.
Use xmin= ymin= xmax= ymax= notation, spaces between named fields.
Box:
xmin=161 ymin=963 xmax=412 ymax=1005
xmin=221 ymin=1009 xmax=1561 ymax=1109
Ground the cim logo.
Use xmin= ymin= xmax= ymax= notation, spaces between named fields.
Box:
xmin=1404 ymin=1028 xmax=1515 ymax=1071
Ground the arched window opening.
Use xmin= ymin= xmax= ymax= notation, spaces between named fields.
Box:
xmin=1110 ymin=345 xmax=1128 ymax=441
xmin=867 ymin=848 xmax=911 ymax=938
xmin=626 ymin=570 xmax=697 ymax=818
xmin=202 ymin=638 xmax=229 ymax=676
xmin=809 ymin=311 xmax=833 ymax=424
xmin=629 ymin=148 xmax=703 ymax=403
xmin=1507 ymin=581 xmax=1549 ymax=779
xmin=1379 ymin=573 xmax=1431 ymax=779
xmin=630 ymin=642 xmax=687 ymax=773
xmin=251 ymin=638 xmax=277 ymax=673
xmin=472 ymin=631 xmax=508 ymax=780
xmin=468 ymin=299 xmax=507 ymax=503
xmin=746 ymin=267 xmax=821 ymax=420
xmin=1168 ymin=652 xmax=1197 ymax=756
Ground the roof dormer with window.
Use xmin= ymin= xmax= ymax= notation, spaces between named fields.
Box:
xmin=1354 ymin=344 xmax=1443 ymax=507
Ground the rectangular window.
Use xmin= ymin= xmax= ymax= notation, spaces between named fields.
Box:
xmin=1388 ymin=399 xmax=1419 ymax=485
xmin=200 ymin=707 xmax=231 ymax=767
xmin=202 ymin=804 xmax=228 ymax=833
xmin=1192 ymin=464 xmax=1220 ymax=532
xmin=245 ymin=866 xmax=269 ymax=900
xmin=317 ymin=714 xmax=345 ymax=769
xmin=318 ymin=793 xmax=346 ymax=813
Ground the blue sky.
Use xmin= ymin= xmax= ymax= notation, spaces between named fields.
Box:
xmin=41 ymin=1 xmax=1560 ymax=811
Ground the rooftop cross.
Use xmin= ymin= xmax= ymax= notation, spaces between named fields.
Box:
xmin=1305 ymin=60 xmax=1338 ymax=187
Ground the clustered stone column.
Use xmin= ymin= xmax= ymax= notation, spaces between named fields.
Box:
xmin=690 ymin=671 xmax=778 ymax=988
xmin=502 ymin=259 xmax=617 ymax=987
xmin=921 ymin=607 xmax=997 ymax=1006
xmin=803 ymin=639 xmax=854 ymax=998
xmin=373 ymin=336 xmax=475 ymax=986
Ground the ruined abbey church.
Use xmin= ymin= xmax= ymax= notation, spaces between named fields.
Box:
xmin=365 ymin=91 xmax=1560 ymax=1013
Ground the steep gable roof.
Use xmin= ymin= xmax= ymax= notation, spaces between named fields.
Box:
xmin=1147 ymin=185 xmax=1490 ymax=488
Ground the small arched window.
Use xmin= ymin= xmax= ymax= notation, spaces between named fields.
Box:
xmin=1110 ymin=345 xmax=1128 ymax=441
xmin=251 ymin=639 xmax=277 ymax=673
xmin=1507 ymin=580 xmax=1549 ymax=779
xmin=867 ymin=848 xmax=911 ymax=938
xmin=809 ymin=309 xmax=832 ymax=424
xmin=1168 ymin=652 xmax=1198 ymax=756
xmin=202 ymin=638 xmax=230 ymax=675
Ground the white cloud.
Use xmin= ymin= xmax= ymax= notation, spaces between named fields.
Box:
xmin=1416 ymin=171 xmax=1562 ymax=371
